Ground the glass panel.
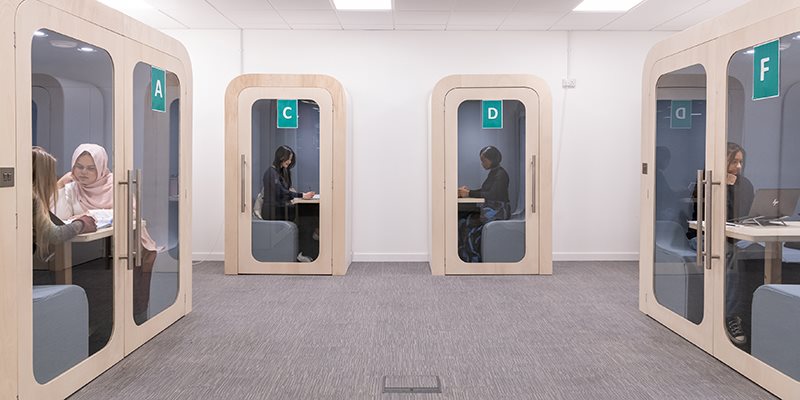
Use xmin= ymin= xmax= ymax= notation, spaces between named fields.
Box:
xmin=132 ymin=63 xmax=180 ymax=325
xmin=30 ymin=29 xmax=114 ymax=383
xmin=653 ymin=64 xmax=707 ymax=325
xmin=251 ymin=99 xmax=321 ymax=263
xmin=456 ymin=100 xmax=525 ymax=263
xmin=725 ymin=34 xmax=800 ymax=379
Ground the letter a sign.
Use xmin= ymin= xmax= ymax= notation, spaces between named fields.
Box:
xmin=482 ymin=100 xmax=503 ymax=129
xmin=151 ymin=66 xmax=166 ymax=112
xmin=753 ymin=39 xmax=780 ymax=101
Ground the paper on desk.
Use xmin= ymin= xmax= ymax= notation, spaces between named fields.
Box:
xmin=67 ymin=209 xmax=113 ymax=229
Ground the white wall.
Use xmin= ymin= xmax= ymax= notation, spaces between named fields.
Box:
xmin=164 ymin=29 xmax=671 ymax=262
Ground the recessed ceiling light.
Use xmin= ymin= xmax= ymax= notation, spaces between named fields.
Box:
xmin=33 ymin=30 xmax=48 ymax=38
xmin=744 ymin=49 xmax=755 ymax=55
xmin=98 ymin=0 xmax=152 ymax=10
xmin=50 ymin=40 xmax=77 ymax=48
xmin=573 ymin=0 xmax=644 ymax=12
xmin=77 ymin=46 xmax=96 ymax=53
xmin=332 ymin=0 xmax=391 ymax=11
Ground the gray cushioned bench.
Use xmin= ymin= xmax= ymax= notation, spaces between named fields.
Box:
xmin=751 ymin=284 xmax=800 ymax=381
xmin=251 ymin=219 xmax=298 ymax=262
xmin=32 ymin=285 xmax=88 ymax=383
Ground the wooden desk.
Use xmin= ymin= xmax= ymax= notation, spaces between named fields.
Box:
xmin=53 ymin=226 xmax=113 ymax=284
xmin=458 ymin=197 xmax=485 ymax=204
xmin=291 ymin=198 xmax=320 ymax=205
xmin=689 ymin=221 xmax=800 ymax=284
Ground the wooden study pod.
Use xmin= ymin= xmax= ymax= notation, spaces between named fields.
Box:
xmin=429 ymin=75 xmax=552 ymax=275
xmin=0 ymin=0 xmax=193 ymax=398
xmin=224 ymin=74 xmax=352 ymax=275
xmin=640 ymin=1 xmax=800 ymax=398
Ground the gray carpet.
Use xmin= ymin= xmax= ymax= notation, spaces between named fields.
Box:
xmin=70 ymin=261 xmax=776 ymax=399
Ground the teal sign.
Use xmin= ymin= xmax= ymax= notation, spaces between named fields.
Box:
xmin=753 ymin=39 xmax=780 ymax=100
xmin=670 ymin=100 xmax=692 ymax=129
xmin=482 ymin=100 xmax=503 ymax=129
xmin=150 ymin=66 xmax=166 ymax=113
xmin=277 ymin=99 xmax=298 ymax=129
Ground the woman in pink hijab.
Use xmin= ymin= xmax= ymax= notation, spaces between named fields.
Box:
xmin=56 ymin=143 xmax=157 ymax=320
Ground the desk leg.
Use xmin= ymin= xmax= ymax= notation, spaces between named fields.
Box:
xmin=764 ymin=242 xmax=782 ymax=284
xmin=53 ymin=244 xmax=73 ymax=284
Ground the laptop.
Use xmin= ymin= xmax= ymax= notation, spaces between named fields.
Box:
xmin=742 ymin=188 xmax=800 ymax=222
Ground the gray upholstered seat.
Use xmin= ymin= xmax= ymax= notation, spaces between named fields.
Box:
xmin=251 ymin=219 xmax=298 ymax=262
xmin=32 ymin=285 xmax=88 ymax=383
xmin=482 ymin=215 xmax=525 ymax=263
xmin=653 ymin=220 xmax=704 ymax=323
xmin=751 ymin=284 xmax=800 ymax=381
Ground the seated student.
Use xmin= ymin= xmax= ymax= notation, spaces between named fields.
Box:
xmin=457 ymin=145 xmax=511 ymax=263
xmin=260 ymin=145 xmax=317 ymax=262
xmin=56 ymin=143 xmax=157 ymax=323
xmin=32 ymin=146 xmax=96 ymax=262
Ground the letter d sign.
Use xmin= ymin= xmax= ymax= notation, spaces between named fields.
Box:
xmin=482 ymin=100 xmax=503 ymax=129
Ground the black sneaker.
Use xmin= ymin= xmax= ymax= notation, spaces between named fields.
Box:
xmin=726 ymin=316 xmax=747 ymax=346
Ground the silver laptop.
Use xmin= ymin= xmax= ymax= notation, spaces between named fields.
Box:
xmin=744 ymin=188 xmax=800 ymax=221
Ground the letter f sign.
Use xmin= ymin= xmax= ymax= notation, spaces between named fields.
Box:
xmin=760 ymin=57 xmax=770 ymax=82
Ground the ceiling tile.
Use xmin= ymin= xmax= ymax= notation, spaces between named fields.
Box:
xmin=287 ymin=24 xmax=343 ymax=30
xmin=603 ymin=0 xmax=704 ymax=31
xmin=120 ymin=9 xmax=188 ymax=29
xmin=393 ymin=11 xmax=450 ymax=25
xmin=336 ymin=11 xmax=393 ymax=25
xmin=268 ymin=0 xmax=333 ymax=11
xmin=448 ymin=11 xmax=507 ymax=26
xmin=550 ymin=11 xmax=622 ymax=30
xmin=453 ymin=0 xmax=517 ymax=12
xmin=207 ymin=0 xmax=275 ymax=11
xmin=394 ymin=0 xmax=455 ymax=11
xmin=159 ymin=2 xmax=238 ymax=29
xmin=513 ymin=0 xmax=581 ymax=13
xmin=446 ymin=25 xmax=498 ymax=31
xmin=224 ymin=10 xmax=288 ymax=28
xmin=394 ymin=24 xmax=447 ymax=30
xmin=342 ymin=24 xmax=394 ymax=30
xmin=655 ymin=0 xmax=750 ymax=31
xmin=279 ymin=10 xmax=339 ymax=24
xmin=501 ymin=12 xmax=562 ymax=29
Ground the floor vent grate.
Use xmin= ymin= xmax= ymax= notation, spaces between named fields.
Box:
xmin=382 ymin=375 xmax=442 ymax=394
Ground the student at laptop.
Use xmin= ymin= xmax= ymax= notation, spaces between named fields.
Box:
xmin=32 ymin=146 xmax=96 ymax=262
xmin=723 ymin=142 xmax=761 ymax=348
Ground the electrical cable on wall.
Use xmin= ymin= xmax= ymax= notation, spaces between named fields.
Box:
xmin=553 ymin=30 xmax=573 ymax=196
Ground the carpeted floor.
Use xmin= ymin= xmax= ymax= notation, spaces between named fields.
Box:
xmin=69 ymin=261 xmax=776 ymax=399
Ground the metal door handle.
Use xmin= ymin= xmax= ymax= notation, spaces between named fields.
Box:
xmin=696 ymin=169 xmax=704 ymax=267
xmin=241 ymin=154 xmax=246 ymax=213
xmin=127 ymin=169 xmax=136 ymax=270
xmin=531 ymin=155 xmax=536 ymax=213
xmin=135 ymin=169 xmax=143 ymax=267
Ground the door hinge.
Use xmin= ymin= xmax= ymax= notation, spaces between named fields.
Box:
xmin=642 ymin=163 xmax=648 ymax=174
xmin=13 ymin=32 xmax=16 ymax=48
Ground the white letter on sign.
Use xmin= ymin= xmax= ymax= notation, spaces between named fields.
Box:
xmin=675 ymin=107 xmax=686 ymax=120
xmin=760 ymin=57 xmax=770 ymax=82
xmin=283 ymin=107 xmax=292 ymax=119
xmin=154 ymin=80 xmax=163 ymax=98
xmin=488 ymin=108 xmax=498 ymax=120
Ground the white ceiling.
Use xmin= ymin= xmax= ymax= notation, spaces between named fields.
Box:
xmin=108 ymin=0 xmax=752 ymax=31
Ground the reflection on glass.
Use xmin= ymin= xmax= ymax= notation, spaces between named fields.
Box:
xmin=251 ymin=99 xmax=321 ymax=263
xmin=725 ymin=33 xmax=800 ymax=380
xmin=30 ymin=29 xmax=113 ymax=383
xmin=456 ymin=100 xmax=525 ymax=263
xmin=652 ymin=65 xmax=707 ymax=325
xmin=132 ymin=63 xmax=180 ymax=325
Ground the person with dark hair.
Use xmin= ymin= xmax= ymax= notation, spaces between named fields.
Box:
xmin=457 ymin=145 xmax=511 ymax=262
xmin=260 ymin=145 xmax=317 ymax=262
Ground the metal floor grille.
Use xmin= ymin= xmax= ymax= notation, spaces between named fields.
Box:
xmin=382 ymin=375 xmax=442 ymax=394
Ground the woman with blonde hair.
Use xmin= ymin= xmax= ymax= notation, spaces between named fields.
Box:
xmin=32 ymin=146 xmax=96 ymax=261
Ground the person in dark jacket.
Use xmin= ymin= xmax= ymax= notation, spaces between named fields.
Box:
xmin=457 ymin=146 xmax=511 ymax=263
xmin=260 ymin=145 xmax=317 ymax=262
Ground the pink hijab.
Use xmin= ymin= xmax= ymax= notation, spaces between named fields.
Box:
xmin=70 ymin=143 xmax=157 ymax=251
xmin=71 ymin=143 xmax=114 ymax=210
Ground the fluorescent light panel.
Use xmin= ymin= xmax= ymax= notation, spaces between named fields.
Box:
xmin=333 ymin=0 xmax=391 ymax=11
xmin=573 ymin=0 xmax=644 ymax=12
